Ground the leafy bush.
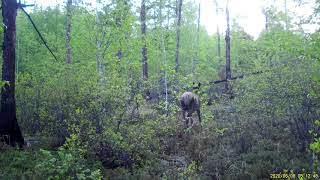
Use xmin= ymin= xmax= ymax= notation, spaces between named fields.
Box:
xmin=35 ymin=132 xmax=102 ymax=180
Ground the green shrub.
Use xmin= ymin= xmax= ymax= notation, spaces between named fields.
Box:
xmin=35 ymin=132 xmax=102 ymax=180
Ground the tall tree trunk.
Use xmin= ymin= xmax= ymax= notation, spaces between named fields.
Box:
xmin=66 ymin=0 xmax=72 ymax=64
xmin=284 ymin=0 xmax=288 ymax=30
xmin=197 ymin=3 xmax=200 ymax=39
xmin=163 ymin=0 xmax=170 ymax=110
xmin=95 ymin=2 xmax=103 ymax=134
xmin=175 ymin=0 xmax=182 ymax=73
xmin=162 ymin=12 xmax=169 ymax=115
xmin=116 ymin=0 xmax=127 ymax=60
xmin=157 ymin=0 xmax=163 ymax=99
xmin=264 ymin=8 xmax=269 ymax=31
xmin=217 ymin=26 xmax=221 ymax=59
xmin=96 ymin=10 xmax=104 ymax=81
xmin=225 ymin=0 xmax=231 ymax=81
xmin=141 ymin=0 xmax=148 ymax=81
xmin=140 ymin=0 xmax=150 ymax=99
xmin=0 ymin=0 xmax=24 ymax=147
xmin=195 ymin=2 xmax=200 ymax=75
xmin=214 ymin=0 xmax=221 ymax=60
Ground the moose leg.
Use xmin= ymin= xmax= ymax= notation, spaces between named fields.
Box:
xmin=187 ymin=112 xmax=193 ymax=126
xmin=197 ymin=110 xmax=201 ymax=123
xmin=186 ymin=117 xmax=189 ymax=126
xmin=182 ymin=110 xmax=188 ymax=126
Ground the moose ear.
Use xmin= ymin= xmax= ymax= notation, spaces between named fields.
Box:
xmin=198 ymin=82 xmax=201 ymax=88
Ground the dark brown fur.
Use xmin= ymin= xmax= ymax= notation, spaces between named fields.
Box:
xmin=180 ymin=92 xmax=201 ymax=126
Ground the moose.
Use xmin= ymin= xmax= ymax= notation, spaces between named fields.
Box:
xmin=180 ymin=83 xmax=201 ymax=126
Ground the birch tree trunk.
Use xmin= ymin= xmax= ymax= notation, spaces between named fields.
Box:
xmin=195 ymin=2 xmax=200 ymax=75
xmin=263 ymin=8 xmax=269 ymax=31
xmin=284 ymin=0 xmax=289 ymax=30
xmin=96 ymin=9 xmax=104 ymax=80
xmin=225 ymin=0 xmax=231 ymax=81
xmin=66 ymin=0 xmax=72 ymax=64
xmin=214 ymin=0 xmax=221 ymax=60
xmin=175 ymin=0 xmax=182 ymax=73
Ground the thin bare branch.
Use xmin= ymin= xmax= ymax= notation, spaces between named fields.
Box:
xmin=20 ymin=7 xmax=59 ymax=62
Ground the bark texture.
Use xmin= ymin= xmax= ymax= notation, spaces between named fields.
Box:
xmin=66 ymin=0 xmax=72 ymax=64
xmin=1 ymin=0 xmax=24 ymax=147
xmin=140 ymin=0 xmax=148 ymax=80
xmin=225 ymin=0 xmax=231 ymax=81
xmin=175 ymin=0 xmax=182 ymax=72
